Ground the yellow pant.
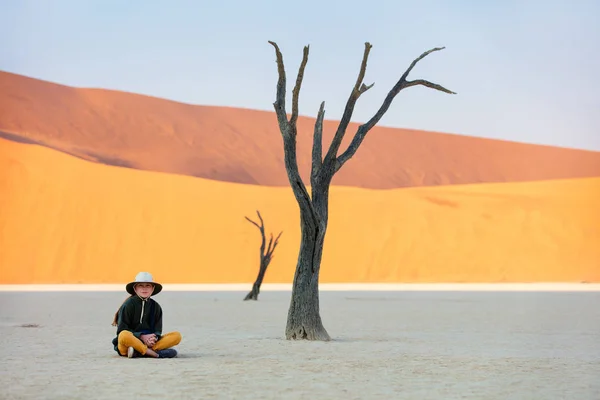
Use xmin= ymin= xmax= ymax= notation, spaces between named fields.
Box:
xmin=117 ymin=330 xmax=182 ymax=356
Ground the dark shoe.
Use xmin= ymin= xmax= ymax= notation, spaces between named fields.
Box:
xmin=157 ymin=349 xmax=178 ymax=358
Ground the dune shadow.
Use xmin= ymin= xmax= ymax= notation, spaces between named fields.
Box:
xmin=0 ymin=130 xmax=134 ymax=169
xmin=79 ymin=149 xmax=135 ymax=168
xmin=0 ymin=130 xmax=42 ymax=145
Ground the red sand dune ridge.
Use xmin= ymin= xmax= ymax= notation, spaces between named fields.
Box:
xmin=1 ymin=70 xmax=599 ymax=189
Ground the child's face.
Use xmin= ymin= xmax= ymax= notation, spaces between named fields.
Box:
xmin=134 ymin=283 xmax=155 ymax=298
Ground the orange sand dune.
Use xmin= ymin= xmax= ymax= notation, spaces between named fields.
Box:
xmin=1 ymin=137 xmax=598 ymax=284
xmin=1 ymin=70 xmax=599 ymax=190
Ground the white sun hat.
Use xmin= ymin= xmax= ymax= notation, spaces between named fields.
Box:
xmin=125 ymin=272 xmax=163 ymax=296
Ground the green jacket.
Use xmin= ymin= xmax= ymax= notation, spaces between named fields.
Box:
xmin=112 ymin=295 xmax=163 ymax=351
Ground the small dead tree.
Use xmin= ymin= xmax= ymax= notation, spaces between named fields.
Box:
xmin=244 ymin=210 xmax=283 ymax=301
xmin=268 ymin=41 xmax=455 ymax=341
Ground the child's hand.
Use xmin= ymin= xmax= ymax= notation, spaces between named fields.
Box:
xmin=141 ymin=334 xmax=157 ymax=347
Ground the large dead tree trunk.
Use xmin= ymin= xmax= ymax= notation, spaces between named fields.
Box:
xmin=267 ymin=41 xmax=455 ymax=341
xmin=285 ymin=183 xmax=330 ymax=340
xmin=244 ymin=210 xmax=282 ymax=301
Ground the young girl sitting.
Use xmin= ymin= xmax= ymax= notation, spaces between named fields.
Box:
xmin=111 ymin=272 xmax=182 ymax=358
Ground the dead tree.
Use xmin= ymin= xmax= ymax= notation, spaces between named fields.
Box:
xmin=267 ymin=41 xmax=455 ymax=341
xmin=244 ymin=210 xmax=283 ymax=301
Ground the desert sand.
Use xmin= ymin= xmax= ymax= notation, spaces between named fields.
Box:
xmin=1 ymin=290 xmax=599 ymax=399
xmin=2 ymin=70 xmax=600 ymax=189
xmin=1 ymin=136 xmax=599 ymax=284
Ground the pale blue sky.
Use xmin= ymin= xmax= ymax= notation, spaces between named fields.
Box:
xmin=2 ymin=0 xmax=599 ymax=150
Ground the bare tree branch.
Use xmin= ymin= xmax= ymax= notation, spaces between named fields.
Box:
xmin=255 ymin=210 xmax=265 ymax=229
xmin=268 ymin=41 xmax=320 ymax=232
xmin=352 ymin=43 xmax=373 ymax=94
xmin=244 ymin=216 xmax=261 ymax=230
xmin=265 ymin=233 xmax=274 ymax=261
xmin=268 ymin=41 xmax=290 ymax=134
xmin=245 ymin=211 xmax=266 ymax=256
xmin=322 ymin=42 xmax=374 ymax=170
xmin=265 ymin=231 xmax=283 ymax=265
xmin=359 ymin=82 xmax=375 ymax=94
xmin=310 ymin=101 xmax=326 ymax=182
xmin=266 ymin=232 xmax=274 ymax=251
xmin=335 ymin=46 xmax=455 ymax=173
xmin=398 ymin=47 xmax=446 ymax=85
xmin=267 ymin=231 xmax=283 ymax=257
xmin=290 ymin=46 xmax=310 ymax=127
xmin=403 ymin=79 xmax=456 ymax=94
